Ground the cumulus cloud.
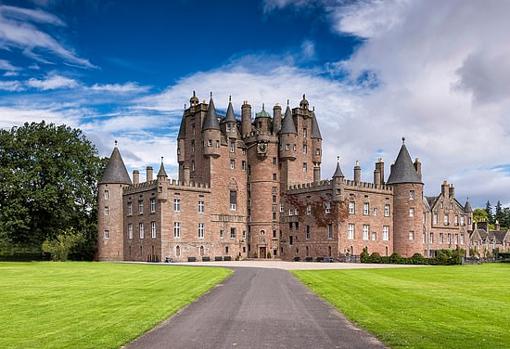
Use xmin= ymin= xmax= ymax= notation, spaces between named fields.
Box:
xmin=89 ymin=82 xmax=151 ymax=94
xmin=0 ymin=80 xmax=24 ymax=91
xmin=0 ymin=4 xmax=94 ymax=68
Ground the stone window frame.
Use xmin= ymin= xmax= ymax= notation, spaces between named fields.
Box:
xmin=230 ymin=227 xmax=237 ymax=239
xmin=408 ymin=231 xmax=414 ymax=241
xmin=150 ymin=198 xmax=156 ymax=213
xmin=173 ymin=197 xmax=181 ymax=212
xmin=127 ymin=224 xmax=133 ymax=240
xmin=104 ymin=206 xmax=109 ymax=216
xmin=362 ymin=224 xmax=370 ymax=240
xmin=198 ymin=199 xmax=205 ymax=213
xmin=409 ymin=207 xmax=415 ymax=217
xmin=104 ymin=190 xmax=109 ymax=200
xmin=173 ymin=222 xmax=181 ymax=239
xmin=348 ymin=201 xmax=355 ymax=215
xmin=384 ymin=204 xmax=390 ymax=217
xmin=138 ymin=200 xmax=144 ymax=215
xmin=139 ymin=223 xmax=144 ymax=239
xmin=151 ymin=221 xmax=157 ymax=239
xmin=305 ymin=225 xmax=311 ymax=240
xmin=363 ymin=202 xmax=370 ymax=216
xmin=103 ymin=229 xmax=109 ymax=240
xmin=198 ymin=223 xmax=205 ymax=239
xmin=327 ymin=224 xmax=333 ymax=240
xmin=347 ymin=224 xmax=355 ymax=240
xmin=382 ymin=226 xmax=389 ymax=241
xmin=127 ymin=202 xmax=133 ymax=216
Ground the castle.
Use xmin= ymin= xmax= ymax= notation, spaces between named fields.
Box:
xmin=97 ymin=93 xmax=476 ymax=262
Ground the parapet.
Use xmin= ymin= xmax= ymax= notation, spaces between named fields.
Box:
xmin=123 ymin=178 xmax=211 ymax=195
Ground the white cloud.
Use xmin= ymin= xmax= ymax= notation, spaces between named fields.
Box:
xmin=300 ymin=40 xmax=316 ymax=60
xmin=89 ymin=82 xmax=150 ymax=94
xmin=0 ymin=5 xmax=94 ymax=68
xmin=26 ymin=74 xmax=79 ymax=90
xmin=0 ymin=80 xmax=24 ymax=91
xmin=0 ymin=59 xmax=20 ymax=71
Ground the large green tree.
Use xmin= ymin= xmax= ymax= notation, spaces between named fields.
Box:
xmin=0 ymin=122 xmax=105 ymax=259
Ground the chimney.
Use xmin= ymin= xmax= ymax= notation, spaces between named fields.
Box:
xmin=354 ymin=161 xmax=361 ymax=185
xmin=183 ymin=165 xmax=191 ymax=184
xmin=376 ymin=157 xmax=384 ymax=184
xmin=414 ymin=158 xmax=422 ymax=181
xmin=273 ymin=104 xmax=282 ymax=133
xmin=313 ymin=164 xmax=321 ymax=184
xmin=132 ymin=170 xmax=139 ymax=185
xmin=441 ymin=180 xmax=449 ymax=198
xmin=374 ymin=169 xmax=381 ymax=186
xmin=146 ymin=166 xmax=153 ymax=182
xmin=241 ymin=101 xmax=252 ymax=137
xmin=449 ymin=184 xmax=455 ymax=198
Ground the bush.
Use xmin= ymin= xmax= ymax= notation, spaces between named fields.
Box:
xmin=267 ymin=252 xmax=272 ymax=259
xmin=360 ymin=247 xmax=370 ymax=263
xmin=369 ymin=252 xmax=382 ymax=263
xmin=360 ymin=249 xmax=464 ymax=265
xmin=389 ymin=252 xmax=402 ymax=264
xmin=42 ymin=229 xmax=83 ymax=261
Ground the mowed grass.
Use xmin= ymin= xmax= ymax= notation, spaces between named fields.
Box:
xmin=0 ymin=262 xmax=231 ymax=349
xmin=293 ymin=264 xmax=510 ymax=349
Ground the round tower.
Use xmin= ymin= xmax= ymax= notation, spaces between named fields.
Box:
xmin=387 ymin=138 xmax=424 ymax=257
xmin=202 ymin=96 xmax=221 ymax=158
xmin=97 ymin=142 xmax=132 ymax=261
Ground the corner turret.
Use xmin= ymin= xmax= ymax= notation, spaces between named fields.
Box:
xmin=156 ymin=157 xmax=168 ymax=202
xmin=202 ymin=95 xmax=221 ymax=158
xmin=279 ymin=104 xmax=297 ymax=160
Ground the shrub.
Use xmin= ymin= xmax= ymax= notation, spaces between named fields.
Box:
xmin=389 ymin=252 xmax=402 ymax=264
xmin=360 ymin=247 xmax=370 ymax=263
xmin=42 ymin=229 xmax=83 ymax=261
xmin=368 ymin=252 xmax=382 ymax=263
xmin=411 ymin=253 xmax=426 ymax=265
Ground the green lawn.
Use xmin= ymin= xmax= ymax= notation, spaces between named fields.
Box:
xmin=293 ymin=264 xmax=510 ymax=349
xmin=0 ymin=262 xmax=231 ymax=349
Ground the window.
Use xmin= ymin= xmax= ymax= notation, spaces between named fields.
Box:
xmin=230 ymin=227 xmax=236 ymax=239
xmin=243 ymin=230 xmax=246 ymax=239
xmin=103 ymin=230 xmax=109 ymax=240
xmin=454 ymin=215 xmax=459 ymax=225
xmin=273 ymin=173 xmax=277 ymax=180
xmin=242 ymin=161 xmax=246 ymax=171
xmin=349 ymin=202 xmax=355 ymax=214
xmin=273 ymin=157 xmax=277 ymax=165
xmin=191 ymin=140 xmax=195 ymax=153
xmin=273 ymin=230 xmax=277 ymax=238
xmin=384 ymin=204 xmax=390 ymax=217
xmin=174 ymin=198 xmax=181 ymax=212
xmin=207 ymin=139 xmax=212 ymax=147
xmin=408 ymin=231 xmax=414 ymax=240
xmin=151 ymin=222 xmax=157 ymax=239
xmin=383 ymin=226 xmax=389 ymax=241
xmin=316 ymin=148 xmax=320 ymax=156
xmin=191 ymin=160 xmax=195 ymax=171
xmin=363 ymin=202 xmax=369 ymax=216
xmin=409 ymin=208 xmax=415 ymax=217
xmin=423 ymin=233 xmax=426 ymax=243
xmin=325 ymin=202 xmax=331 ymax=214
xmin=175 ymin=245 xmax=180 ymax=256
xmin=285 ymin=144 xmax=290 ymax=151
xmin=230 ymin=141 xmax=235 ymax=153
xmin=220 ymin=230 xmax=224 ymax=239
xmin=327 ymin=224 xmax=333 ymax=239
xmin=104 ymin=206 xmax=109 ymax=216
xmin=289 ymin=208 xmax=293 ymax=216
xmin=198 ymin=200 xmax=205 ymax=213
xmin=173 ymin=222 xmax=181 ymax=238
xmin=409 ymin=190 xmax=415 ymax=200
xmin=433 ymin=213 xmax=438 ymax=225
xmin=289 ymin=236 xmax=294 ymax=245
xmin=230 ymin=160 xmax=235 ymax=169
xmin=216 ymin=140 xmax=220 ymax=148
xmin=373 ymin=208 xmax=378 ymax=216
xmin=230 ymin=190 xmax=237 ymax=210
xmin=303 ymin=128 xmax=308 ymax=138
xmin=294 ymin=208 xmax=298 ymax=215
xmin=128 ymin=224 xmax=133 ymax=240
xmin=468 ymin=217 xmax=472 ymax=225
xmin=371 ymin=232 xmax=377 ymax=241
xmin=460 ymin=234 xmax=464 ymax=244
xmin=303 ymin=162 xmax=307 ymax=172
xmin=444 ymin=214 xmax=449 ymax=225
xmin=104 ymin=190 xmax=109 ymax=200
xmin=302 ymin=144 xmax=307 ymax=154
xmin=138 ymin=201 xmax=143 ymax=214
xmin=198 ymin=223 xmax=205 ymax=239
xmin=127 ymin=202 xmax=133 ymax=216
xmin=440 ymin=233 xmax=444 ymax=243
xmin=280 ymin=204 xmax=284 ymax=213
xmin=348 ymin=224 xmax=355 ymax=239
xmin=362 ymin=225 xmax=369 ymax=240
xmin=460 ymin=216 xmax=465 ymax=225
xmin=430 ymin=232 xmax=434 ymax=243
xmin=139 ymin=223 xmax=144 ymax=239
xmin=306 ymin=205 xmax=311 ymax=215
xmin=306 ymin=225 xmax=311 ymax=239
xmin=150 ymin=198 xmax=156 ymax=213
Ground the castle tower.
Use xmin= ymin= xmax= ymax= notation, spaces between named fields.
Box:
xmin=332 ymin=158 xmax=344 ymax=202
xmin=156 ymin=157 xmax=168 ymax=202
xmin=97 ymin=143 xmax=132 ymax=261
xmin=273 ymin=104 xmax=282 ymax=133
xmin=224 ymin=96 xmax=239 ymax=139
xmin=387 ymin=138 xmax=424 ymax=257
xmin=279 ymin=103 xmax=297 ymax=189
xmin=202 ymin=96 xmax=221 ymax=158
xmin=311 ymin=109 xmax=322 ymax=183
xmin=241 ymin=101 xmax=252 ymax=137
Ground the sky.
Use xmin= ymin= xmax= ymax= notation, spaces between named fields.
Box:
xmin=1 ymin=0 xmax=509 ymax=208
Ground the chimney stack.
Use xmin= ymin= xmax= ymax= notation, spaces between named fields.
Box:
xmin=414 ymin=158 xmax=422 ymax=181
xmin=273 ymin=104 xmax=282 ymax=134
xmin=354 ymin=160 xmax=361 ymax=185
xmin=313 ymin=164 xmax=321 ymax=184
xmin=241 ymin=101 xmax=252 ymax=137
xmin=132 ymin=170 xmax=139 ymax=185
xmin=374 ymin=157 xmax=384 ymax=186
xmin=146 ymin=166 xmax=153 ymax=182
xmin=441 ymin=180 xmax=449 ymax=198
xmin=449 ymin=184 xmax=455 ymax=198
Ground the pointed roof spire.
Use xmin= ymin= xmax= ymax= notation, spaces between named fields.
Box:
xmin=386 ymin=139 xmax=422 ymax=185
xmin=177 ymin=110 xmax=186 ymax=139
xmin=310 ymin=110 xmax=322 ymax=139
xmin=281 ymin=105 xmax=297 ymax=134
xmin=99 ymin=144 xmax=132 ymax=185
xmin=255 ymin=103 xmax=271 ymax=118
xmin=464 ymin=197 xmax=473 ymax=213
xmin=202 ymin=94 xmax=220 ymax=131
xmin=157 ymin=157 xmax=168 ymax=177
xmin=225 ymin=96 xmax=236 ymax=123
xmin=332 ymin=156 xmax=344 ymax=178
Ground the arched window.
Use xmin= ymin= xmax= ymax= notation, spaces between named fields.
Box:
xmin=176 ymin=245 xmax=180 ymax=257
xmin=199 ymin=246 xmax=204 ymax=256
xmin=225 ymin=246 xmax=229 ymax=254
xmin=328 ymin=246 xmax=332 ymax=257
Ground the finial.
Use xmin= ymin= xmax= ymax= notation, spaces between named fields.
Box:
xmin=193 ymin=90 xmax=196 ymax=97
xmin=312 ymin=106 xmax=315 ymax=111
xmin=337 ymin=155 xmax=340 ymax=162
xmin=262 ymin=103 xmax=265 ymax=111
xmin=287 ymin=99 xmax=289 ymax=106
xmin=114 ymin=140 xmax=118 ymax=147
xmin=209 ymin=91 xmax=212 ymax=98
xmin=355 ymin=160 xmax=360 ymax=166
xmin=302 ymin=93 xmax=306 ymax=99
xmin=160 ymin=156 xmax=164 ymax=163
xmin=402 ymin=137 xmax=406 ymax=144
xmin=229 ymin=95 xmax=231 ymax=102
xmin=184 ymin=103 xmax=186 ymax=110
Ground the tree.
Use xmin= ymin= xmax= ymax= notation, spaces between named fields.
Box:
xmin=42 ymin=229 xmax=83 ymax=261
xmin=485 ymin=201 xmax=494 ymax=224
xmin=0 ymin=122 xmax=105 ymax=259
xmin=473 ymin=208 xmax=489 ymax=223
xmin=495 ymin=201 xmax=503 ymax=225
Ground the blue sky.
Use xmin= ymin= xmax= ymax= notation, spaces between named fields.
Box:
xmin=1 ymin=0 xmax=510 ymax=207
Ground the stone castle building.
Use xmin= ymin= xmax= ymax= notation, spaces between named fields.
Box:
xmin=97 ymin=93 xmax=474 ymax=262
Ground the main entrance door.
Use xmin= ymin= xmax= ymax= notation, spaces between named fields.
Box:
xmin=259 ymin=247 xmax=266 ymax=259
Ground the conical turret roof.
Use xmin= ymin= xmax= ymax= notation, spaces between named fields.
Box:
xmin=464 ymin=199 xmax=473 ymax=213
xmin=225 ymin=98 xmax=236 ymax=123
xmin=99 ymin=146 xmax=132 ymax=185
xmin=177 ymin=112 xmax=186 ymax=139
xmin=157 ymin=158 xmax=168 ymax=177
xmin=311 ymin=111 xmax=322 ymax=139
xmin=281 ymin=106 xmax=297 ymax=134
xmin=332 ymin=160 xmax=344 ymax=178
xmin=386 ymin=140 xmax=422 ymax=185
xmin=202 ymin=97 xmax=220 ymax=131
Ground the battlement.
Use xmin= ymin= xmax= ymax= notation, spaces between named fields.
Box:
xmin=286 ymin=180 xmax=333 ymax=193
xmin=344 ymin=179 xmax=393 ymax=192
xmin=124 ymin=180 xmax=158 ymax=194
xmin=124 ymin=178 xmax=211 ymax=195
xmin=286 ymin=178 xmax=392 ymax=195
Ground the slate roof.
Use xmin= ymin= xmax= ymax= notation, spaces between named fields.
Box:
xmin=280 ymin=106 xmax=297 ymax=134
xmin=464 ymin=200 xmax=473 ymax=213
xmin=177 ymin=112 xmax=186 ymax=139
xmin=202 ymin=97 xmax=220 ymax=131
xmin=157 ymin=159 xmax=168 ymax=177
xmin=386 ymin=143 xmax=422 ymax=185
xmin=225 ymin=100 xmax=236 ymax=123
xmin=99 ymin=147 xmax=132 ymax=185
xmin=332 ymin=161 xmax=344 ymax=178
xmin=310 ymin=111 xmax=322 ymax=139
xmin=255 ymin=104 xmax=271 ymax=118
